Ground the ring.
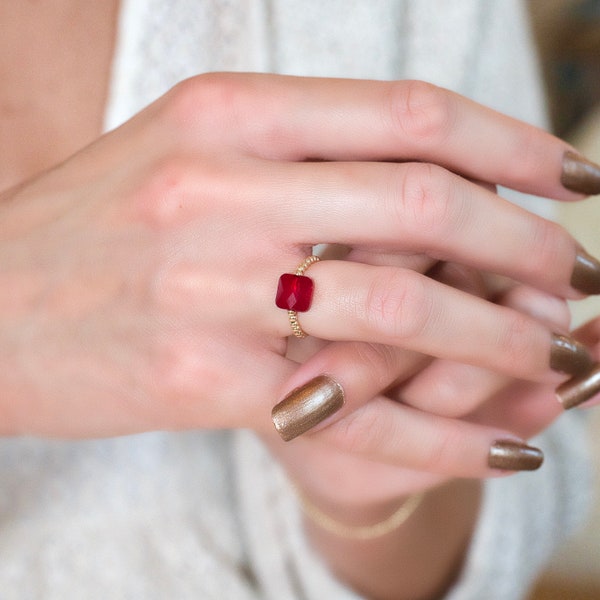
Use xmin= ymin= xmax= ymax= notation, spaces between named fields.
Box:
xmin=275 ymin=255 xmax=320 ymax=338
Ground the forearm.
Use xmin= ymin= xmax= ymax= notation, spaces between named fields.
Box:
xmin=303 ymin=479 xmax=482 ymax=600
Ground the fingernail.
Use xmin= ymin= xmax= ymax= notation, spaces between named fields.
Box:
xmin=550 ymin=333 xmax=594 ymax=377
xmin=571 ymin=248 xmax=600 ymax=295
xmin=488 ymin=440 xmax=544 ymax=471
xmin=556 ymin=363 xmax=600 ymax=409
xmin=561 ymin=150 xmax=600 ymax=195
xmin=272 ymin=375 xmax=345 ymax=441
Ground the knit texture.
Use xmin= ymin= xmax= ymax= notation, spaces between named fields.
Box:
xmin=0 ymin=2 xmax=589 ymax=599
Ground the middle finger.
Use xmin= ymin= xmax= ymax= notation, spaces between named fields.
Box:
xmin=271 ymin=160 xmax=600 ymax=299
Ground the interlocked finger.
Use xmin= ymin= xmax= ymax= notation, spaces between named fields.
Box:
xmin=316 ymin=396 xmax=544 ymax=477
xmin=395 ymin=284 xmax=573 ymax=417
xmin=273 ymin=260 xmax=591 ymax=383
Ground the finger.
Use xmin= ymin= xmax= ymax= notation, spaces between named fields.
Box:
xmin=345 ymin=249 xmax=437 ymax=272
xmin=469 ymin=381 xmax=562 ymax=440
xmin=426 ymin=261 xmax=487 ymax=298
xmin=398 ymin=360 xmax=506 ymax=419
xmin=274 ymin=261 xmax=592 ymax=383
xmin=264 ymin=431 xmax=448 ymax=502
xmin=271 ymin=259 xmax=452 ymax=441
xmin=270 ymin=159 xmax=598 ymax=298
xmin=270 ymin=271 xmax=585 ymax=441
xmin=271 ymin=261 xmax=488 ymax=439
xmin=554 ymin=316 xmax=600 ymax=410
xmin=571 ymin=315 xmax=600 ymax=348
xmin=272 ymin=341 xmax=428 ymax=441
xmin=396 ymin=285 xmax=572 ymax=417
xmin=493 ymin=284 xmax=572 ymax=330
xmin=342 ymin=183 xmax=495 ymax=274
xmin=314 ymin=396 xmax=544 ymax=477
xmin=191 ymin=74 xmax=600 ymax=200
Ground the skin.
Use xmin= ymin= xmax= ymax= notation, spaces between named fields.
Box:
xmin=0 ymin=73 xmax=589 ymax=436
xmin=2 ymin=3 xmax=600 ymax=599
xmin=269 ymin=269 xmax=573 ymax=600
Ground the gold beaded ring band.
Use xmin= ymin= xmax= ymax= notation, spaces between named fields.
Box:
xmin=275 ymin=255 xmax=321 ymax=338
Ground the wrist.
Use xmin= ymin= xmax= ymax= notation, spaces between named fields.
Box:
xmin=295 ymin=485 xmax=424 ymax=540
xmin=294 ymin=480 xmax=424 ymax=528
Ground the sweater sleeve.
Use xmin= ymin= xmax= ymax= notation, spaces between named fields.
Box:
xmin=233 ymin=411 xmax=591 ymax=600
xmin=233 ymin=431 xmax=364 ymax=600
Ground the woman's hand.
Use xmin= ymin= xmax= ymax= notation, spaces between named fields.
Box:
xmin=0 ymin=73 xmax=598 ymax=437
xmin=265 ymin=269 xmax=585 ymax=600
xmin=268 ymin=262 xmax=574 ymax=498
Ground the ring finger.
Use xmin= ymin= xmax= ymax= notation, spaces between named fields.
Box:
xmin=272 ymin=260 xmax=591 ymax=383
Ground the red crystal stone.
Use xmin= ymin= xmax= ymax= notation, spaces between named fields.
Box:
xmin=276 ymin=274 xmax=315 ymax=312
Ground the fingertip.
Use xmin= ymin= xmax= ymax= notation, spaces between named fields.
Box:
xmin=561 ymin=150 xmax=600 ymax=197
xmin=487 ymin=439 xmax=544 ymax=472
xmin=272 ymin=374 xmax=345 ymax=441
xmin=556 ymin=363 xmax=600 ymax=410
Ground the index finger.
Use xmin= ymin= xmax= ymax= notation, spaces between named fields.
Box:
xmin=202 ymin=74 xmax=600 ymax=200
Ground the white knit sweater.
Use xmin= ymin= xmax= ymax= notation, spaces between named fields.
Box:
xmin=0 ymin=2 xmax=590 ymax=599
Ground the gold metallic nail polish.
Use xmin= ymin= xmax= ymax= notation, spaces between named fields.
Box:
xmin=556 ymin=363 xmax=600 ymax=410
xmin=561 ymin=150 xmax=600 ymax=195
xmin=550 ymin=333 xmax=593 ymax=377
xmin=488 ymin=440 xmax=544 ymax=471
xmin=571 ymin=248 xmax=600 ymax=295
xmin=272 ymin=375 xmax=345 ymax=442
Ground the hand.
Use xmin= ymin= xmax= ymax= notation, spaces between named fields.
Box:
xmin=266 ymin=261 xmax=590 ymax=600
xmin=0 ymin=73 xmax=598 ymax=437
xmin=267 ymin=262 xmax=576 ymax=506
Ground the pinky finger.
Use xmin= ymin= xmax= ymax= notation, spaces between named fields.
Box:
xmin=315 ymin=396 xmax=544 ymax=478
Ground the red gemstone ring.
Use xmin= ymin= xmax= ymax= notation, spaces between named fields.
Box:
xmin=275 ymin=255 xmax=321 ymax=338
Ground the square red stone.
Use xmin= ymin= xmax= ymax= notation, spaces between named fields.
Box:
xmin=275 ymin=274 xmax=315 ymax=312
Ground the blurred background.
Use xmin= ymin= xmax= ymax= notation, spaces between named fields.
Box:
xmin=528 ymin=1 xmax=600 ymax=599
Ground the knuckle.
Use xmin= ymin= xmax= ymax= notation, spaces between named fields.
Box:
xmin=126 ymin=156 xmax=192 ymax=228
xmin=428 ymin=371 xmax=463 ymax=409
xmin=151 ymin=335 xmax=219 ymax=401
xmin=157 ymin=72 xmax=284 ymax=159
xmin=390 ymin=80 xmax=455 ymax=147
xmin=398 ymin=162 xmax=458 ymax=240
xmin=365 ymin=268 xmax=432 ymax=342
xmin=161 ymin=73 xmax=250 ymax=133
xmin=426 ymin=368 xmax=487 ymax=418
xmin=126 ymin=155 xmax=237 ymax=228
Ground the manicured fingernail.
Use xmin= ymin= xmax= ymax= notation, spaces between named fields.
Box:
xmin=561 ymin=150 xmax=600 ymax=195
xmin=571 ymin=248 xmax=600 ymax=295
xmin=488 ymin=440 xmax=544 ymax=471
xmin=556 ymin=363 xmax=600 ymax=409
xmin=272 ymin=375 xmax=345 ymax=441
xmin=550 ymin=333 xmax=593 ymax=377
